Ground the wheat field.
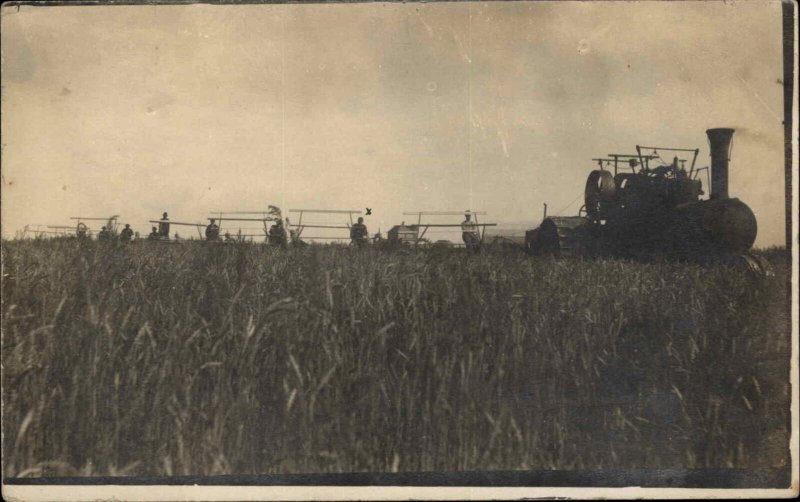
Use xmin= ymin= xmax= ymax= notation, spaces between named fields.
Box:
xmin=0 ymin=239 xmax=791 ymax=477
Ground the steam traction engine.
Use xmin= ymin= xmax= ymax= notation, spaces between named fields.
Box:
xmin=526 ymin=128 xmax=765 ymax=268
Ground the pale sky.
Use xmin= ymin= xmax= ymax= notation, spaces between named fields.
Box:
xmin=1 ymin=0 xmax=788 ymax=245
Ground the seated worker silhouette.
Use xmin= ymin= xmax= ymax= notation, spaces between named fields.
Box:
xmin=206 ymin=219 xmax=220 ymax=241
xmin=350 ymin=217 xmax=368 ymax=247
xmin=461 ymin=212 xmax=480 ymax=252
xmin=269 ymin=219 xmax=288 ymax=247
xmin=119 ymin=224 xmax=134 ymax=242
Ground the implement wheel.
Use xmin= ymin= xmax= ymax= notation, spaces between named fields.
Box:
xmin=529 ymin=217 xmax=591 ymax=257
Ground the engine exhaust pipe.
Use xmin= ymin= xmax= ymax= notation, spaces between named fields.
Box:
xmin=706 ymin=128 xmax=735 ymax=199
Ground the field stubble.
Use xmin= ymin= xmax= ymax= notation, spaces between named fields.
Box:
xmin=1 ymin=240 xmax=791 ymax=476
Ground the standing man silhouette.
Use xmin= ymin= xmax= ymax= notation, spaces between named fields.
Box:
xmin=158 ymin=212 xmax=170 ymax=239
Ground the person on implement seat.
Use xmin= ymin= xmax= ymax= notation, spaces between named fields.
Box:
xmin=269 ymin=219 xmax=288 ymax=247
xmin=206 ymin=219 xmax=220 ymax=241
xmin=120 ymin=224 xmax=134 ymax=242
xmin=350 ymin=217 xmax=368 ymax=247
xmin=461 ymin=212 xmax=480 ymax=252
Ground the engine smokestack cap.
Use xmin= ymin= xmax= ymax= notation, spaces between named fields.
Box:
xmin=706 ymin=127 xmax=735 ymax=135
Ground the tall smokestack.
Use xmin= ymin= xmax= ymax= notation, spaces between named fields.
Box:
xmin=706 ymin=128 xmax=735 ymax=199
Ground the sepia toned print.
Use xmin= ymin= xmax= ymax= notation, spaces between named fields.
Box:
xmin=1 ymin=0 xmax=796 ymax=499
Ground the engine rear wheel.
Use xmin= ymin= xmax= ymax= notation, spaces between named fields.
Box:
xmin=585 ymin=170 xmax=616 ymax=219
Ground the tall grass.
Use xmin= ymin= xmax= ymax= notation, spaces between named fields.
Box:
xmin=1 ymin=239 xmax=791 ymax=476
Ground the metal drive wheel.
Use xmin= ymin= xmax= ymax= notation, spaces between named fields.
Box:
xmin=584 ymin=170 xmax=616 ymax=219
